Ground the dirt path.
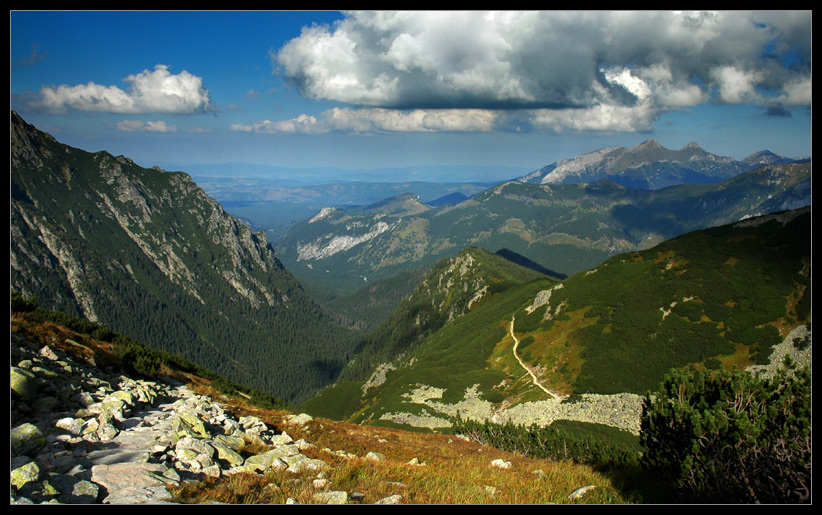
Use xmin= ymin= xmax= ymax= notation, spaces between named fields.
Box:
xmin=510 ymin=316 xmax=561 ymax=399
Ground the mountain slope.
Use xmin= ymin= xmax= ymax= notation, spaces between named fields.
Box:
xmin=303 ymin=208 xmax=811 ymax=432
xmin=10 ymin=111 xmax=354 ymax=404
xmin=302 ymin=247 xmax=551 ymax=421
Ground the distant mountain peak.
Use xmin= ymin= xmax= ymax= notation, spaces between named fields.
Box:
xmin=682 ymin=141 xmax=702 ymax=150
xmin=632 ymin=139 xmax=663 ymax=150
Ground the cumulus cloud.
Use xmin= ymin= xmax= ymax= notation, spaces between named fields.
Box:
xmin=231 ymin=107 xmax=499 ymax=134
xmin=30 ymin=64 xmax=213 ymax=114
xmin=269 ymin=10 xmax=811 ymax=133
xmin=115 ymin=119 xmax=178 ymax=132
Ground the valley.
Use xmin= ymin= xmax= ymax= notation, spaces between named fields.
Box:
xmin=10 ymin=110 xmax=812 ymax=503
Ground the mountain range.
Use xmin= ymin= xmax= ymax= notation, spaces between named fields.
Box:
xmin=9 ymin=109 xmax=812 ymax=421
xmin=515 ymin=139 xmax=805 ymax=190
xmin=276 ymin=160 xmax=811 ymax=293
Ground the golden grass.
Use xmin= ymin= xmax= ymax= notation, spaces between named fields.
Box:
xmin=169 ymin=413 xmax=633 ymax=504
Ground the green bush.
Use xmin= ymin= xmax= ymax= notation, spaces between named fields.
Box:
xmin=639 ymin=362 xmax=811 ymax=503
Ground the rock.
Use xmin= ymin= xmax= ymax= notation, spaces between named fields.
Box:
xmin=490 ymin=458 xmax=512 ymax=469
xmin=103 ymin=485 xmax=177 ymax=504
xmin=96 ymin=410 xmax=120 ymax=441
xmin=365 ymin=451 xmax=386 ymax=461
xmin=375 ymin=494 xmax=403 ymax=504
xmin=39 ymin=345 xmax=60 ymax=360
xmin=70 ymin=480 xmax=101 ymax=504
xmin=284 ymin=413 xmax=313 ymax=426
xmin=11 ymin=422 xmax=46 ymax=456
xmin=269 ymin=431 xmax=294 ymax=446
xmin=11 ymin=366 xmax=38 ymax=401
xmin=10 ymin=459 xmax=40 ymax=491
xmin=174 ymin=410 xmax=210 ymax=438
xmin=569 ymin=485 xmax=596 ymax=500
xmin=55 ymin=417 xmax=85 ymax=436
xmin=285 ymin=457 xmax=329 ymax=474
xmin=214 ymin=433 xmax=245 ymax=451
xmin=313 ymin=490 xmax=349 ymax=504
xmin=209 ymin=440 xmax=245 ymax=468
xmin=244 ymin=449 xmax=290 ymax=472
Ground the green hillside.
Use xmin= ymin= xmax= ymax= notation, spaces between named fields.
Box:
xmin=512 ymin=207 xmax=811 ymax=396
xmin=303 ymin=208 xmax=811 ymax=432
xmin=302 ymin=247 xmax=551 ymax=420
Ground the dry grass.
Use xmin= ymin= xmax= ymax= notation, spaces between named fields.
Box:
xmin=168 ymin=393 xmax=635 ymax=504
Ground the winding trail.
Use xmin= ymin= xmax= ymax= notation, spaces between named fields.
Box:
xmin=510 ymin=316 xmax=561 ymax=399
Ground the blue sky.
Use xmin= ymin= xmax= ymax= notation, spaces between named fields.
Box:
xmin=10 ymin=11 xmax=812 ymax=179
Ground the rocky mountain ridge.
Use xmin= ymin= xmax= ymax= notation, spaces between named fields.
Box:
xmin=516 ymin=139 xmax=801 ymax=190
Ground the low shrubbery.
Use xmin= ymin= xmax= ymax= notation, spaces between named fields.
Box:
xmin=640 ymin=362 xmax=812 ymax=503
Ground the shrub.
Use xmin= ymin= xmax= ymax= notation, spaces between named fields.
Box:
xmin=639 ymin=362 xmax=811 ymax=503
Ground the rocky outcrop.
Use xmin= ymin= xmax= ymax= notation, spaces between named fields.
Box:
xmin=9 ymin=330 xmax=396 ymax=505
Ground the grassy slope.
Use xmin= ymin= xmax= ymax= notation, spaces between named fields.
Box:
xmin=513 ymin=207 xmax=811 ymax=396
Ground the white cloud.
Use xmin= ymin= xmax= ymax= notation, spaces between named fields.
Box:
xmin=116 ymin=119 xmax=177 ymax=132
xmin=710 ymin=65 xmax=766 ymax=104
xmin=32 ymin=64 xmax=212 ymax=114
xmin=233 ymin=107 xmax=499 ymax=135
xmin=272 ymin=11 xmax=811 ymax=133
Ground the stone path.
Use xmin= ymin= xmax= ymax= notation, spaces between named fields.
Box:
xmin=10 ymin=331 xmax=341 ymax=504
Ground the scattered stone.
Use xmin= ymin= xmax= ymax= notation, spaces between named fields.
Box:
xmin=9 ymin=330 xmax=341 ymax=506
xmin=490 ymin=458 xmax=512 ymax=469
xmin=11 ymin=423 xmax=46 ymax=456
xmin=11 ymin=367 xmax=38 ymax=401
xmin=313 ymin=490 xmax=349 ymax=504
xmin=10 ymin=459 xmax=40 ymax=491
xmin=569 ymin=485 xmax=597 ymax=500
xmin=365 ymin=451 xmax=386 ymax=461
xmin=284 ymin=413 xmax=313 ymax=426
xmin=375 ymin=494 xmax=403 ymax=504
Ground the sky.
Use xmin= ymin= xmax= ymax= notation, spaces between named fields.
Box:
xmin=10 ymin=10 xmax=813 ymax=180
